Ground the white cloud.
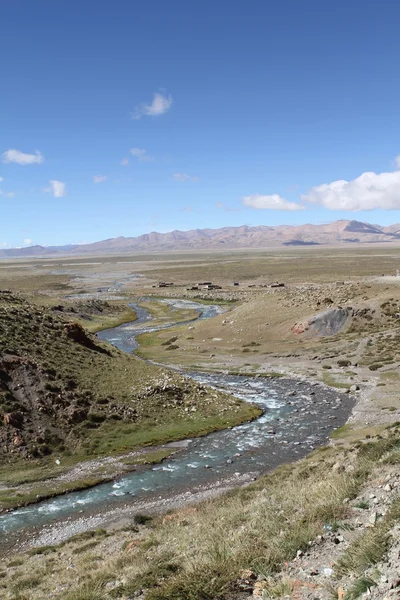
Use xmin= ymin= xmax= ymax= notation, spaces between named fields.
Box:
xmin=130 ymin=147 xmax=154 ymax=162
xmin=302 ymin=167 xmax=400 ymax=211
xmin=0 ymin=177 xmax=3 ymax=183
xmin=23 ymin=238 xmax=33 ymax=246
xmin=93 ymin=175 xmax=107 ymax=184
xmin=242 ymin=193 xmax=305 ymax=211
xmin=2 ymin=149 xmax=44 ymax=165
xmin=173 ymin=172 xmax=198 ymax=182
xmin=43 ymin=180 xmax=66 ymax=198
xmin=121 ymin=158 xmax=129 ymax=166
xmin=0 ymin=189 xmax=15 ymax=198
xmin=133 ymin=92 xmax=173 ymax=119
xmin=395 ymin=156 xmax=400 ymax=169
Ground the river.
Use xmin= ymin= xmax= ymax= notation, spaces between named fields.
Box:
xmin=0 ymin=299 xmax=354 ymax=544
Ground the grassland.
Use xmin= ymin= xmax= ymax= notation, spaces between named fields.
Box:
xmin=1 ymin=426 xmax=399 ymax=599
xmin=2 ymin=247 xmax=400 ymax=598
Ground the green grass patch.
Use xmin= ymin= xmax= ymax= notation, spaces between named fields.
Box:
xmin=322 ymin=373 xmax=352 ymax=389
xmin=330 ymin=424 xmax=352 ymax=439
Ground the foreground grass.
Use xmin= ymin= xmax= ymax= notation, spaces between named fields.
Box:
xmin=3 ymin=428 xmax=399 ymax=600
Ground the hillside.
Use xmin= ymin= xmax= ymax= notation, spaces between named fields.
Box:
xmin=0 ymin=291 xmax=259 ymax=509
xmin=3 ymin=220 xmax=400 ymax=258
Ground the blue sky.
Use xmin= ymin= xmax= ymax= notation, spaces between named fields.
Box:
xmin=2 ymin=0 xmax=400 ymax=247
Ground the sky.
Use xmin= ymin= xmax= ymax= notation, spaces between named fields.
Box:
xmin=3 ymin=1 xmax=400 ymax=247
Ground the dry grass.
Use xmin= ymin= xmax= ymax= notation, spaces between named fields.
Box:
xmin=4 ymin=430 xmax=398 ymax=600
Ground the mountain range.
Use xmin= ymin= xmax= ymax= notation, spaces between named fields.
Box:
xmin=3 ymin=220 xmax=400 ymax=258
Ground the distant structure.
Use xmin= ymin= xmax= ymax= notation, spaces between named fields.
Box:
xmin=152 ymin=281 xmax=174 ymax=288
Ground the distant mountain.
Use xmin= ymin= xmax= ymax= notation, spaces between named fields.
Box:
xmin=2 ymin=220 xmax=400 ymax=258
xmin=0 ymin=244 xmax=78 ymax=258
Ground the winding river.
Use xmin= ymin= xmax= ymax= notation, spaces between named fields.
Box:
xmin=0 ymin=299 xmax=354 ymax=542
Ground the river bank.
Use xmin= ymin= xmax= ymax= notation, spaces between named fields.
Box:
xmin=0 ymin=365 xmax=355 ymax=552
xmin=2 ymin=262 xmax=400 ymax=598
xmin=0 ymin=297 xmax=355 ymax=552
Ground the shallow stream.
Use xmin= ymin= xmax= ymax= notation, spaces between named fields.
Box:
xmin=0 ymin=299 xmax=354 ymax=539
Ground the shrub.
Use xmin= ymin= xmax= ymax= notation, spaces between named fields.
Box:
xmin=369 ymin=363 xmax=383 ymax=371
xmin=134 ymin=513 xmax=152 ymax=525
xmin=338 ymin=359 xmax=351 ymax=367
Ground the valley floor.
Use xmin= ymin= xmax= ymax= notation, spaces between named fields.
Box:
xmin=1 ymin=246 xmax=400 ymax=599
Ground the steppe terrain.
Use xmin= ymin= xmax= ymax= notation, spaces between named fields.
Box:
xmin=1 ymin=245 xmax=400 ymax=599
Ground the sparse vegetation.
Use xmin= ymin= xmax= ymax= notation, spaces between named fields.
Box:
xmin=2 ymin=247 xmax=400 ymax=599
xmin=1 ymin=431 xmax=399 ymax=599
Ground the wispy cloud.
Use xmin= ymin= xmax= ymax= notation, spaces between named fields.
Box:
xmin=173 ymin=172 xmax=198 ymax=182
xmin=43 ymin=180 xmax=66 ymax=198
xmin=215 ymin=202 xmax=241 ymax=212
xmin=130 ymin=147 xmax=154 ymax=162
xmin=132 ymin=91 xmax=173 ymax=119
xmin=23 ymin=238 xmax=33 ymax=246
xmin=0 ymin=177 xmax=3 ymax=183
xmin=242 ymin=194 xmax=305 ymax=211
xmin=2 ymin=149 xmax=44 ymax=165
xmin=93 ymin=175 xmax=107 ymax=184
xmin=121 ymin=158 xmax=129 ymax=166
xmin=0 ymin=189 xmax=15 ymax=198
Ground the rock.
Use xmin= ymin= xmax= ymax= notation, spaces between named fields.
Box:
xmin=12 ymin=435 xmax=24 ymax=447
xmin=3 ymin=412 xmax=23 ymax=428
xmin=350 ymin=384 xmax=360 ymax=392
xmin=253 ymin=581 xmax=268 ymax=597
xmin=334 ymin=535 xmax=344 ymax=543
xmin=384 ymin=483 xmax=392 ymax=492
xmin=368 ymin=512 xmax=377 ymax=526
xmin=239 ymin=569 xmax=256 ymax=581
xmin=332 ymin=462 xmax=345 ymax=473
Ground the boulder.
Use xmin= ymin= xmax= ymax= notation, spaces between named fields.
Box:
xmin=3 ymin=411 xmax=23 ymax=428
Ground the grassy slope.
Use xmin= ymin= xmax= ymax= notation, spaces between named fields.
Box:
xmin=0 ymin=292 xmax=260 ymax=509
xmin=2 ymin=427 xmax=400 ymax=600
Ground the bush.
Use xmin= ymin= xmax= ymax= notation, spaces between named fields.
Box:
xmin=134 ymin=513 xmax=152 ymax=525
xmin=338 ymin=360 xmax=351 ymax=367
xmin=369 ymin=363 xmax=383 ymax=371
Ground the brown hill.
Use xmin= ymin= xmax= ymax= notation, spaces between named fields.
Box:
xmin=2 ymin=220 xmax=400 ymax=258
